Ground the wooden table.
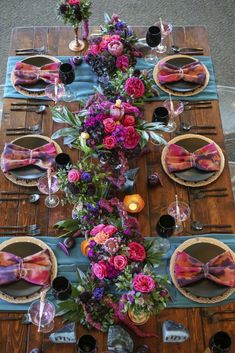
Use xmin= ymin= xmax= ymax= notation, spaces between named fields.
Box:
xmin=0 ymin=26 xmax=235 ymax=353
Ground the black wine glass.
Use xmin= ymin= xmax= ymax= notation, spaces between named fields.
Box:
xmin=155 ymin=215 xmax=175 ymax=254
xmin=145 ymin=26 xmax=161 ymax=64
xmin=152 ymin=107 xmax=169 ymax=125
xmin=209 ymin=331 xmax=231 ymax=353
xmin=52 ymin=276 xmax=72 ymax=300
xmin=55 ymin=153 xmax=72 ymax=170
xmin=77 ymin=335 xmax=97 ymax=353
xmin=59 ymin=63 xmax=75 ymax=101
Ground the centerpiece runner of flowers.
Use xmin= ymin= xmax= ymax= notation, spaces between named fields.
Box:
xmin=85 ymin=13 xmax=142 ymax=78
xmin=51 ymin=95 xmax=167 ymax=188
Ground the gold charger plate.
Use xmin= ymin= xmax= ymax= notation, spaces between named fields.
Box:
xmin=161 ymin=134 xmax=225 ymax=187
xmin=2 ymin=135 xmax=62 ymax=187
xmin=0 ymin=236 xmax=57 ymax=304
xmin=153 ymin=54 xmax=210 ymax=97
xmin=11 ymin=55 xmax=61 ymax=98
xmin=169 ymin=237 xmax=235 ymax=304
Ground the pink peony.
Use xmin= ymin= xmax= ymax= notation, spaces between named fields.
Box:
xmin=111 ymin=34 xmax=121 ymax=41
xmin=103 ymin=225 xmax=118 ymax=236
xmin=108 ymin=40 xmax=124 ymax=57
xmin=110 ymin=255 xmax=128 ymax=271
xmin=116 ymin=55 xmax=129 ymax=72
xmin=93 ymin=261 xmax=107 ymax=280
xmin=89 ymin=44 xmax=100 ymax=55
xmin=68 ymin=0 xmax=80 ymax=5
xmin=103 ymin=118 xmax=116 ymax=133
xmin=123 ymin=126 xmax=140 ymax=149
xmin=133 ymin=274 xmax=155 ymax=293
xmin=122 ymin=115 xmax=135 ymax=127
xmin=90 ymin=224 xmax=106 ymax=236
xmin=67 ymin=169 xmax=81 ymax=183
xmin=123 ymin=102 xmax=141 ymax=115
xmin=103 ymin=135 xmax=116 ymax=149
xmin=125 ymin=77 xmax=145 ymax=98
xmin=128 ymin=242 xmax=146 ymax=262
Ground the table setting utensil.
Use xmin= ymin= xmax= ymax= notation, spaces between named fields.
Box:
xmin=191 ymin=192 xmax=228 ymax=200
xmin=190 ymin=187 xmax=227 ymax=194
xmin=176 ymin=130 xmax=217 ymax=136
xmin=6 ymin=130 xmax=42 ymax=136
xmin=0 ymin=228 xmax=41 ymax=236
xmin=184 ymin=104 xmax=212 ymax=111
xmin=191 ymin=221 xmax=232 ymax=231
xmin=0 ymin=193 xmax=40 ymax=203
xmin=10 ymin=105 xmax=46 ymax=114
xmin=0 ymin=191 xmax=41 ymax=195
xmin=183 ymin=100 xmax=211 ymax=105
xmin=6 ymin=124 xmax=41 ymax=134
xmin=11 ymin=102 xmax=49 ymax=107
xmin=0 ymin=224 xmax=38 ymax=230
xmin=180 ymin=122 xmax=216 ymax=132
xmin=15 ymin=46 xmax=45 ymax=53
xmin=167 ymin=45 xmax=204 ymax=55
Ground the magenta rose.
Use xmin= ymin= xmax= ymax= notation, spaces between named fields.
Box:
xmin=123 ymin=102 xmax=141 ymax=115
xmin=122 ymin=115 xmax=135 ymax=127
xmin=93 ymin=260 xmax=107 ymax=280
xmin=116 ymin=55 xmax=129 ymax=72
xmin=67 ymin=169 xmax=81 ymax=183
xmin=103 ymin=225 xmax=118 ymax=236
xmin=128 ymin=242 xmax=146 ymax=262
xmin=103 ymin=118 xmax=116 ymax=133
xmin=133 ymin=274 xmax=155 ymax=293
xmin=68 ymin=0 xmax=80 ymax=4
xmin=111 ymin=34 xmax=121 ymax=41
xmin=89 ymin=44 xmax=100 ymax=55
xmin=108 ymin=40 xmax=124 ymax=57
xmin=125 ymin=77 xmax=145 ymax=98
xmin=90 ymin=224 xmax=106 ymax=236
xmin=103 ymin=135 xmax=116 ymax=149
xmin=111 ymin=255 xmax=128 ymax=271
xmin=123 ymin=126 xmax=140 ymax=149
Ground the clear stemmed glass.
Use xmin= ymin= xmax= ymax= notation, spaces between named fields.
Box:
xmin=28 ymin=299 xmax=55 ymax=333
xmin=45 ymin=83 xmax=65 ymax=112
xmin=167 ymin=201 xmax=191 ymax=234
xmin=145 ymin=26 xmax=162 ymax=64
xmin=155 ymin=21 xmax=173 ymax=53
xmin=38 ymin=172 xmax=60 ymax=208
xmin=163 ymin=99 xmax=184 ymax=132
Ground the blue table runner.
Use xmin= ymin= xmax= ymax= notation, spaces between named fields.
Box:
xmin=0 ymin=234 xmax=234 ymax=312
xmin=4 ymin=56 xmax=217 ymax=102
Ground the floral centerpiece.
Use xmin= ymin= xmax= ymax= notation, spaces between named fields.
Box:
xmin=51 ymin=96 xmax=167 ymax=187
xmin=57 ymin=157 xmax=108 ymax=206
xmin=57 ymin=0 xmax=92 ymax=51
xmin=85 ymin=13 xmax=142 ymax=78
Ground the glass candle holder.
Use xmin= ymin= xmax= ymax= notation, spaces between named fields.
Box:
xmin=123 ymin=194 xmax=145 ymax=213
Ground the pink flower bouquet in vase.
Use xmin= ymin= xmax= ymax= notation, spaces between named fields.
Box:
xmin=57 ymin=0 xmax=92 ymax=51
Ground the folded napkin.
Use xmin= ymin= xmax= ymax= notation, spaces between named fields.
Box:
xmin=1 ymin=142 xmax=57 ymax=172
xmin=174 ymin=250 xmax=235 ymax=287
xmin=0 ymin=249 xmax=51 ymax=286
xmin=165 ymin=143 xmax=221 ymax=173
xmin=158 ymin=61 xmax=206 ymax=85
xmin=13 ymin=62 xmax=60 ymax=86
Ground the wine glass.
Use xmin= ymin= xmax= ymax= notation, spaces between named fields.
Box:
xmin=167 ymin=201 xmax=191 ymax=234
xmin=45 ymin=82 xmax=65 ymax=112
xmin=155 ymin=21 xmax=173 ymax=53
xmin=77 ymin=335 xmax=97 ymax=353
xmin=155 ymin=214 xmax=176 ymax=254
xmin=163 ymin=98 xmax=184 ymax=132
xmin=59 ymin=63 xmax=75 ymax=102
xmin=145 ymin=26 xmax=161 ymax=64
xmin=209 ymin=331 xmax=231 ymax=353
xmin=38 ymin=172 xmax=59 ymax=208
xmin=28 ymin=299 xmax=55 ymax=333
xmin=52 ymin=276 xmax=72 ymax=300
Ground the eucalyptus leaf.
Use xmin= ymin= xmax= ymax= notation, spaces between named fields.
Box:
xmin=51 ymin=127 xmax=78 ymax=140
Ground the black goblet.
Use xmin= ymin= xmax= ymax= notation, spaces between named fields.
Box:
xmin=209 ymin=331 xmax=231 ymax=353
xmin=52 ymin=276 xmax=72 ymax=301
xmin=155 ymin=214 xmax=175 ymax=254
xmin=145 ymin=26 xmax=161 ymax=64
xmin=77 ymin=335 xmax=97 ymax=353
xmin=152 ymin=106 xmax=169 ymax=125
xmin=55 ymin=153 xmax=72 ymax=170
xmin=59 ymin=63 xmax=75 ymax=101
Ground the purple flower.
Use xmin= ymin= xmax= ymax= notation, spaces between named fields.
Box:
xmin=106 ymin=263 xmax=120 ymax=279
xmin=88 ymin=249 xmax=94 ymax=257
xmin=115 ymin=21 xmax=125 ymax=30
xmin=59 ymin=4 xmax=68 ymax=14
xmin=81 ymin=172 xmax=92 ymax=182
xmin=93 ymin=287 xmax=104 ymax=300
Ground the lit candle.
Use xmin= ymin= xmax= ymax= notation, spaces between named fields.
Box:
xmin=123 ymin=194 xmax=145 ymax=213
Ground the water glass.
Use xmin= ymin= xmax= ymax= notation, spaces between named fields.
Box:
xmin=77 ymin=335 xmax=97 ymax=353
xmin=52 ymin=276 xmax=72 ymax=300
xmin=167 ymin=201 xmax=191 ymax=234
xmin=38 ymin=174 xmax=60 ymax=208
xmin=163 ymin=99 xmax=184 ymax=132
xmin=28 ymin=299 xmax=55 ymax=333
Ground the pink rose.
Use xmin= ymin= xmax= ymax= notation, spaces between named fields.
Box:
xmin=103 ymin=118 xmax=116 ymax=133
xmin=68 ymin=0 xmax=80 ymax=4
xmin=89 ymin=44 xmax=100 ymax=55
xmin=123 ymin=126 xmax=140 ymax=149
xmin=133 ymin=274 xmax=155 ymax=293
xmin=93 ymin=260 xmax=107 ymax=280
xmin=116 ymin=55 xmax=129 ymax=72
xmin=111 ymin=34 xmax=121 ymax=41
xmin=67 ymin=169 xmax=81 ymax=183
xmin=90 ymin=224 xmax=106 ymax=236
xmin=103 ymin=135 xmax=116 ymax=149
xmin=123 ymin=102 xmax=141 ymax=115
xmin=103 ymin=225 xmax=118 ymax=236
xmin=111 ymin=255 xmax=128 ymax=271
xmin=128 ymin=242 xmax=146 ymax=262
xmin=108 ymin=40 xmax=124 ymax=57
xmin=111 ymin=14 xmax=120 ymax=23
xmin=125 ymin=77 xmax=145 ymax=98
xmin=122 ymin=115 xmax=135 ymax=127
